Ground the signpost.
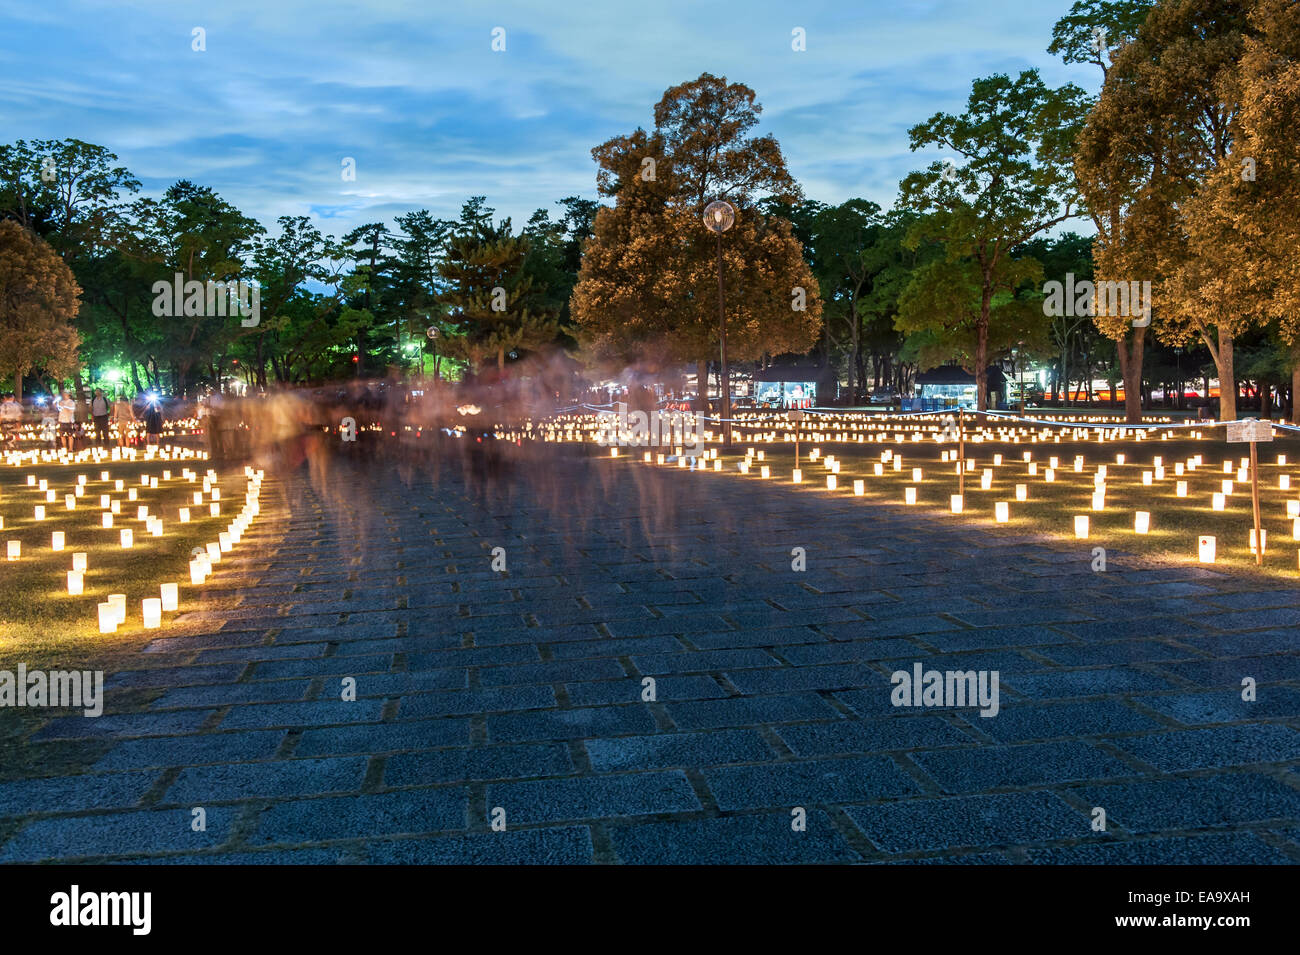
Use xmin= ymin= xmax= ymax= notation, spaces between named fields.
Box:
xmin=1226 ymin=418 xmax=1273 ymax=566
xmin=957 ymin=408 xmax=965 ymax=498
xmin=788 ymin=409 xmax=804 ymax=469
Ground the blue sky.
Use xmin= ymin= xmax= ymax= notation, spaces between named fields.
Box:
xmin=0 ymin=0 xmax=1098 ymax=238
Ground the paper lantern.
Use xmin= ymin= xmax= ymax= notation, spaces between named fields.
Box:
xmin=67 ymin=570 xmax=83 ymax=595
xmin=1142 ymin=471 xmax=1153 ymax=486
xmin=1092 ymin=492 xmax=1106 ymax=511
xmin=905 ymin=487 xmax=917 ymax=505
xmin=205 ymin=542 xmax=221 ymax=563
xmin=995 ymin=502 xmax=1009 ymax=523
xmin=193 ymin=491 xmax=203 ymax=505
xmin=874 ymin=462 xmax=883 ymax=476
xmin=149 ymin=519 xmax=163 ymax=537
xmin=950 ymin=494 xmax=963 ymax=514
xmin=51 ymin=531 xmax=64 ymax=551
xmin=1281 ymin=476 xmax=1291 ymax=491
xmin=1250 ymin=528 xmax=1267 ymax=554
xmin=128 ymin=488 xmax=137 ymax=501
xmin=853 ymin=479 xmax=864 ymax=496
xmin=189 ymin=559 xmax=205 ymax=585
xmin=108 ymin=593 xmax=126 ymax=625
xmin=1176 ymin=481 xmax=1188 ymax=497
xmin=179 ymin=507 xmax=190 ymax=523
xmin=160 ymin=582 xmax=178 ymax=612
xmin=5 ymin=540 xmax=18 ymax=560
xmin=142 ymin=597 xmax=162 ymax=629
xmin=826 ymin=475 xmax=837 ymax=491
xmin=1015 ymin=484 xmax=1027 ymax=501
xmin=33 ymin=505 xmax=45 ymax=521
xmin=1044 ymin=468 xmax=1055 ymax=483
xmin=102 ymin=512 xmax=113 ymax=528
xmin=111 ymin=500 xmax=120 ymax=514
xmin=72 ymin=552 xmax=87 ymax=572
xmin=1135 ymin=511 xmax=1150 ymax=534
xmin=209 ymin=502 xmax=220 ymax=517
xmin=65 ymin=494 xmax=75 ymax=510
xmin=1212 ymin=493 xmax=1226 ymax=511
xmin=120 ymin=528 xmax=134 ymax=548
xmin=1115 ymin=454 xmax=1125 ymax=465
xmin=1074 ymin=515 xmax=1089 ymax=538
xmin=792 ymin=468 xmax=802 ymax=484
xmin=98 ymin=602 xmax=117 ymax=633
xmin=1028 ymin=463 xmax=1038 ymax=476
xmin=137 ymin=505 xmax=149 ymax=521
xmin=1198 ymin=535 xmax=1216 ymax=562
xmin=713 ymin=460 xmax=721 ymax=472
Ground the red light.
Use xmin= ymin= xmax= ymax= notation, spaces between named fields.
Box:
xmin=351 ymin=356 xmax=359 ymax=363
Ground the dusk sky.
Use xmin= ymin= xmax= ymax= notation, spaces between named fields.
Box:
xmin=0 ymin=0 xmax=1098 ymax=236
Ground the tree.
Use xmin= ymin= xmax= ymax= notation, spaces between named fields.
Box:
xmin=1049 ymin=0 xmax=1157 ymax=79
xmin=898 ymin=70 xmax=1090 ymax=409
xmin=437 ymin=199 xmax=558 ymax=374
xmin=572 ymin=73 xmax=821 ymax=398
xmin=0 ymin=221 xmax=81 ymax=399
xmin=1078 ymin=0 xmax=1254 ymax=421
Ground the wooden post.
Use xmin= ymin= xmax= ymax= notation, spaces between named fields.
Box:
xmin=1250 ymin=438 xmax=1262 ymax=566
xmin=958 ymin=408 xmax=965 ymax=498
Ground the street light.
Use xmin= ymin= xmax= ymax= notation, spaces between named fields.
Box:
xmin=703 ymin=199 xmax=735 ymax=447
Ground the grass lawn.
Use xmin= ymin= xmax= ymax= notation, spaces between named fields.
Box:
xmin=593 ymin=412 xmax=1300 ymax=580
xmin=0 ymin=444 xmax=258 ymax=670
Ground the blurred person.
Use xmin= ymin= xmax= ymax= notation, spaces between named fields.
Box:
xmin=143 ymin=394 xmax=163 ymax=446
xmin=0 ymin=394 xmax=21 ymax=445
xmin=89 ymin=388 xmax=110 ymax=446
xmin=55 ymin=390 xmax=76 ymax=452
xmin=112 ymin=392 xmax=135 ymax=447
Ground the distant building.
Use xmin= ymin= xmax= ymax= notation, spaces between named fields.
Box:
xmin=908 ymin=365 xmax=1006 ymax=410
xmin=751 ymin=365 xmax=836 ymax=408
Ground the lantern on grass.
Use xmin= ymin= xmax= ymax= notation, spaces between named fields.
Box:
xmin=189 ymin=559 xmax=205 ymax=585
xmin=72 ymin=552 xmax=87 ymax=572
xmin=1135 ymin=511 xmax=1150 ymax=534
xmin=826 ymin=475 xmax=837 ymax=491
xmin=120 ymin=528 xmax=133 ymax=548
xmin=905 ymin=487 xmax=917 ymax=505
xmin=1250 ymin=528 xmax=1267 ymax=555
xmin=1015 ymin=484 xmax=1027 ymax=501
xmin=160 ymin=582 xmax=178 ymax=611
xmin=205 ymin=542 xmax=221 ymax=563
xmin=1176 ymin=481 xmax=1188 ymax=498
xmin=209 ymin=502 xmax=220 ymax=517
xmin=1281 ymin=475 xmax=1291 ymax=491
xmin=65 ymin=494 xmax=75 ymax=510
xmin=995 ymin=502 xmax=1009 ymax=523
xmin=51 ymin=531 xmax=64 ymax=551
xmin=853 ymin=479 xmax=864 ymax=496
xmin=34 ymin=505 xmax=45 ymax=521
xmin=142 ymin=597 xmax=162 ymax=629
xmin=1074 ymin=516 xmax=1089 ymax=538
xmin=67 ymin=570 xmax=83 ymax=595
xmin=108 ymin=593 xmax=126 ymax=625
xmin=6 ymin=540 xmax=18 ymax=560
xmin=98 ymin=602 xmax=117 ymax=633
xmin=950 ymin=494 xmax=964 ymax=514
xmin=1198 ymin=536 xmax=1217 ymax=563
xmin=792 ymin=469 xmax=802 ymax=484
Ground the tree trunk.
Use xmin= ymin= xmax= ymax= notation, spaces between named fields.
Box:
xmin=1292 ymin=356 xmax=1300 ymax=423
xmin=975 ymin=287 xmax=991 ymax=412
xmin=1216 ymin=330 xmax=1236 ymax=421
xmin=1115 ymin=326 xmax=1146 ymax=424
xmin=696 ymin=359 xmax=709 ymax=413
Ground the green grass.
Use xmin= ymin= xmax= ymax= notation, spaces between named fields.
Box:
xmin=0 ymin=448 xmax=254 ymax=669
xmin=607 ymin=416 xmax=1300 ymax=580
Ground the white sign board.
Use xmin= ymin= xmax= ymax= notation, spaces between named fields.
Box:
xmin=1225 ymin=419 xmax=1274 ymax=443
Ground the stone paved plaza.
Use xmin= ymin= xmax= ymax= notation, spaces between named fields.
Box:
xmin=3 ymin=444 xmax=1300 ymax=864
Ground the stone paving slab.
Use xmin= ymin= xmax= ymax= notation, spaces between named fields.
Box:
xmin=2 ymin=447 xmax=1299 ymax=864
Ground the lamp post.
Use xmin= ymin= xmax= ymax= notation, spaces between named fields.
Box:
xmin=703 ymin=200 xmax=735 ymax=447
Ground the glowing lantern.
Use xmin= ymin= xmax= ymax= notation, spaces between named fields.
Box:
xmin=1074 ymin=516 xmax=1089 ymax=538
xmin=1142 ymin=471 xmax=1153 ymax=486
xmin=160 ymin=582 xmax=179 ymax=611
xmin=51 ymin=531 xmax=64 ymax=551
xmin=72 ymin=552 xmax=87 ymax=571
xmin=826 ymin=475 xmax=837 ymax=491
xmin=120 ymin=528 xmax=133 ymax=548
xmin=1015 ymin=484 xmax=1027 ymax=501
xmin=995 ymin=502 xmax=1009 ymax=523
xmin=209 ymin=503 xmax=220 ymax=517
xmin=950 ymin=494 xmax=964 ymax=514
xmin=108 ymin=593 xmax=126 ymax=625
xmin=905 ymin=487 xmax=917 ymax=505
xmin=1281 ymin=475 xmax=1291 ymax=491
xmin=179 ymin=507 xmax=190 ymax=523
xmin=1212 ymin=493 xmax=1226 ymax=511
xmin=792 ymin=469 xmax=802 ymax=484
xmin=1198 ymin=536 xmax=1216 ymax=563
xmin=1135 ymin=511 xmax=1150 ymax=534
xmin=98 ymin=602 xmax=117 ymax=633
xmin=142 ymin=597 xmax=162 ymax=629
xmin=65 ymin=495 xmax=75 ymax=510
xmin=34 ymin=505 xmax=45 ymax=521
xmin=6 ymin=540 xmax=19 ymax=560
xmin=67 ymin=570 xmax=83 ymax=595
xmin=1250 ymin=528 xmax=1267 ymax=555
xmin=1176 ymin=481 xmax=1188 ymax=497
xmin=853 ymin=480 xmax=864 ymax=496
xmin=205 ymin=542 xmax=221 ymax=563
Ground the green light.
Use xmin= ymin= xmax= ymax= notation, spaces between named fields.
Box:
xmin=103 ymin=369 xmax=122 ymax=383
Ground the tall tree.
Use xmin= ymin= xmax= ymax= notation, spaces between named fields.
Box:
xmin=0 ymin=221 xmax=82 ymax=399
xmin=898 ymin=70 xmax=1090 ymax=409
